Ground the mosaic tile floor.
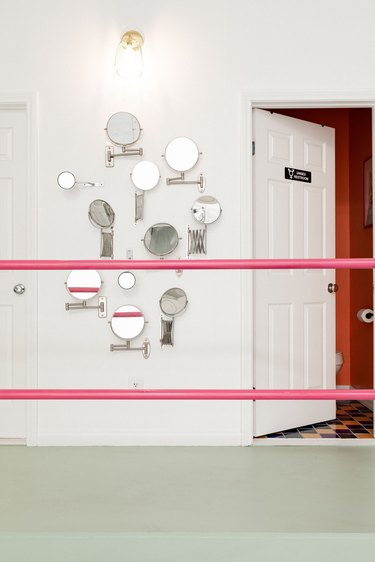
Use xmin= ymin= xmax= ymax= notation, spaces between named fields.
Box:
xmin=257 ymin=401 xmax=374 ymax=439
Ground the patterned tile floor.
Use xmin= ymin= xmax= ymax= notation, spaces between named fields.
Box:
xmin=257 ymin=401 xmax=374 ymax=439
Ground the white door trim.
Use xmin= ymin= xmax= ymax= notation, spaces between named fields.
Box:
xmin=0 ymin=93 xmax=39 ymax=446
xmin=240 ymin=91 xmax=375 ymax=446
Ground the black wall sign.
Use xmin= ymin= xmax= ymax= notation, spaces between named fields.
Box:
xmin=284 ymin=167 xmax=312 ymax=183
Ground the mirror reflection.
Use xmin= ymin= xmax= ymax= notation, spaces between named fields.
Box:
xmin=160 ymin=288 xmax=188 ymax=316
xmin=131 ymin=161 xmax=160 ymax=191
xmin=66 ymin=270 xmax=102 ymax=300
xmin=191 ymin=195 xmax=222 ymax=224
xmin=143 ymin=223 xmax=179 ymax=256
xmin=57 ymin=171 xmax=76 ymax=190
xmin=106 ymin=112 xmax=141 ymax=147
xmin=165 ymin=137 xmax=199 ymax=172
xmin=111 ymin=305 xmax=145 ymax=340
xmin=118 ymin=271 xmax=136 ymax=290
xmin=88 ymin=200 xmax=115 ymax=228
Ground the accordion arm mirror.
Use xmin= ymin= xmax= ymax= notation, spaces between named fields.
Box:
xmin=143 ymin=223 xmax=179 ymax=256
xmin=163 ymin=137 xmax=205 ymax=192
xmin=89 ymin=199 xmax=115 ymax=259
xmin=131 ymin=161 xmax=161 ymax=223
xmin=159 ymin=288 xmax=188 ymax=348
xmin=110 ymin=305 xmax=150 ymax=359
xmin=65 ymin=270 xmax=107 ymax=318
xmin=105 ymin=112 xmax=143 ymax=167
xmin=57 ymin=171 xmax=103 ymax=190
xmin=188 ymin=196 xmax=222 ymax=256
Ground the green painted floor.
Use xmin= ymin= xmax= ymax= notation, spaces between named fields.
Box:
xmin=1 ymin=446 xmax=375 ymax=560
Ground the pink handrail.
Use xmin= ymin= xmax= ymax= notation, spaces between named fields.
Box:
xmin=0 ymin=258 xmax=375 ymax=270
xmin=1 ymin=389 xmax=375 ymax=400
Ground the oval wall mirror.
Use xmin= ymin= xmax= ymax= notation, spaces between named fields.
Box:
xmin=160 ymin=288 xmax=188 ymax=317
xmin=110 ymin=305 xmax=145 ymax=340
xmin=131 ymin=161 xmax=160 ymax=191
xmin=106 ymin=112 xmax=141 ymax=147
xmin=191 ymin=195 xmax=222 ymax=224
xmin=143 ymin=223 xmax=179 ymax=256
xmin=57 ymin=171 xmax=76 ymax=190
xmin=118 ymin=271 xmax=136 ymax=290
xmin=66 ymin=270 xmax=101 ymax=300
xmin=164 ymin=137 xmax=199 ymax=172
xmin=88 ymin=200 xmax=115 ymax=229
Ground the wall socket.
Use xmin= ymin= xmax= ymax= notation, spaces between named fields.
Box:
xmin=128 ymin=376 xmax=144 ymax=389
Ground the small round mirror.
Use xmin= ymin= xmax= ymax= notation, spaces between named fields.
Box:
xmin=57 ymin=171 xmax=76 ymax=190
xmin=164 ymin=137 xmax=199 ymax=172
xmin=131 ymin=161 xmax=160 ymax=191
xmin=89 ymin=200 xmax=115 ymax=229
xmin=118 ymin=271 xmax=136 ymax=290
xmin=143 ymin=223 xmax=179 ymax=256
xmin=111 ymin=305 xmax=145 ymax=340
xmin=66 ymin=270 xmax=101 ymax=300
xmin=160 ymin=288 xmax=188 ymax=317
xmin=106 ymin=112 xmax=141 ymax=147
xmin=191 ymin=195 xmax=222 ymax=224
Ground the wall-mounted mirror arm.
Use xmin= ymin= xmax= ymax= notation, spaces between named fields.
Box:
xmin=134 ymin=192 xmax=144 ymax=223
xmin=110 ymin=338 xmax=151 ymax=359
xmin=187 ymin=225 xmax=207 ymax=256
xmin=105 ymin=145 xmax=144 ymax=167
xmin=100 ymin=228 xmax=114 ymax=259
xmin=166 ymin=172 xmax=205 ymax=192
xmin=65 ymin=296 xmax=107 ymax=318
xmin=160 ymin=316 xmax=174 ymax=348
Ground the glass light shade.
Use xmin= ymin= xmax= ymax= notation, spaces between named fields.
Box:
xmin=115 ymin=31 xmax=144 ymax=78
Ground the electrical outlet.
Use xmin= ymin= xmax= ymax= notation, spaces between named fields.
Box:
xmin=128 ymin=377 xmax=144 ymax=389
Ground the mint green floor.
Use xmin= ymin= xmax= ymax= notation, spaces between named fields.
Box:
xmin=1 ymin=446 xmax=375 ymax=560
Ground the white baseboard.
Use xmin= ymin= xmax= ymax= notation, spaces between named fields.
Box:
xmin=36 ymin=433 xmax=243 ymax=446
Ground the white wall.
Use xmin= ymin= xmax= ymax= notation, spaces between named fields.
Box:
xmin=1 ymin=0 xmax=374 ymax=444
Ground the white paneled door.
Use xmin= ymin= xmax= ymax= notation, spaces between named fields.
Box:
xmin=253 ymin=109 xmax=336 ymax=437
xmin=0 ymin=107 xmax=28 ymax=439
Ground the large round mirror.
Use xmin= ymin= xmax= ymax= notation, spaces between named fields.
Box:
xmin=111 ymin=305 xmax=145 ymax=340
xmin=57 ymin=171 xmax=76 ymax=190
xmin=118 ymin=271 xmax=136 ymax=290
xmin=164 ymin=137 xmax=199 ymax=172
xmin=89 ymin=200 xmax=115 ymax=229
xmin=191 ymin=195 xmax=222 ymax=224
xmin=106 ymin=112 xmax=141 ymax=147
xmin=160 ymin=288 xmax=188 ymax=317
xmin=131 ymin=161 xmax=160 ymax=191
xmin=66 ymin=270 xmax=101 ymax=300
xmin=143 ymin=223 xmax=179 ymax=256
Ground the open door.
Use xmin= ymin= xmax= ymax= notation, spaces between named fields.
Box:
xmin=253 ymin=108 xmax=336 ymax=437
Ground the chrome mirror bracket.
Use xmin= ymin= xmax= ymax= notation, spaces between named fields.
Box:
xmin=166 ymin=172 xmax=205 ymax=192
xmin=110 ymin=338 xmax=151 ymax=359
xmin=105 ymin=145 xmax=143 ymax=167
xmin=187 ymin=224 xmax=207 ymax=256
xmin=65 ymin=296 xmax=107 ymax=318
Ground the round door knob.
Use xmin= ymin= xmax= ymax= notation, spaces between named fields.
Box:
xmin=13 ymin=284 xmax=26 ymax=295
xmin=328 ymin=283 xmax=338 ymax=293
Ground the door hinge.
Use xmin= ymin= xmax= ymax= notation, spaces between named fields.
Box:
xmin=252 ymin=141 xmax=255 ymax=156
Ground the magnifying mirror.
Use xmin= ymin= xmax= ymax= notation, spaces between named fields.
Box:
xmin=191 ymin=195 xmax=222 ymax=224
xmin=143 ymin=223 xmax=179 ymax=256
xmin=131 ymin=161 xmax=161 ymax=223
xmin=164 ymin=137 xmax=205 ymax=192
xmin=57 ymin=171 xmax=103 ymax=190
xmin=105 ymin=112 xmax=143 ymax=166
xmin=111 ymin=305 xmax=145 ymax=340
xmin=159 ymin=288 xmax=188 ymax=348
xmin=88 ymin=200 xmax=115 ymax=259
xmin=65 ymin=270 xmax=107 ymax=317
xmin=118 ymin=271 xmax=136 ymax=290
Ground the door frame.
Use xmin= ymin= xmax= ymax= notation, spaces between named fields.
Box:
xmin=240 ymin=91 xmax=375 ymax=446
xmin=0 ymin=93 xmax=38 ymax=446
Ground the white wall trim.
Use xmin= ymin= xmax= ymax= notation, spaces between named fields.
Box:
xmin=37 ymin=433 xmax=243 ymax=446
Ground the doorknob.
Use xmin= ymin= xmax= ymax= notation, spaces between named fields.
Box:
xmin=328 ymin=283 xmax=338 ymax=293
xmin=13 ymin=283 xmax=26 ymax=295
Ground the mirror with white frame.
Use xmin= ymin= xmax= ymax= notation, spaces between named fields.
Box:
xmin=65 ymin=270 xmax=106 ymax=317
xmin=110 ymin=304 xmax=150 ymax=359
xmin=188 ymin=195 xmax=222 ymax=256
xmin=118 ymin=271 xmax=136 ymax=290
xmin=143 ymin=223 xmax=179 ymax=256
xmin=105 ymin=112 xmax=143 ymax=167
xmin=88 ymin=199 xmax=115 ymax=259
xmin=159 ymin=287 xmax=188 ymax=348
xmin=163 ymin=136 xmax=205 ymax=192
xmin=131 ymin=161 xmax=161 ymax=223
xmin=57 ymin=171 xmax=103 ymax=190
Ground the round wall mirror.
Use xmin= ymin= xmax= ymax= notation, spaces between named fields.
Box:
xmin=143 ymin=223 xmax=179 ymax=256
xmin=57 ymin=171 xmax=76 ymax=190
xmin=131 ymin=161 xmax=160 ymax=191
xmin=111 ymin=305 xmax=145 ymax=340
xmin=191 ymin=195 xmax=222 ymax=224
xmin=160 ymin=288 xmax=188 ymax=317
xmin=89 ymin=200 xmax=115 ymax=229
xmin=118 ymin=271 xmax=136 ymax=290
xmin=66 ymin=270 xmax=101 ymax=300
xmin=164 ymin=137 xmax=199 ymax=172
xmin=106 ymin=112 xmax=141 ymax=147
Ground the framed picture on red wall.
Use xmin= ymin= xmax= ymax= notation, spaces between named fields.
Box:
xmin=364 ymin=157 xmax=373 ymax=228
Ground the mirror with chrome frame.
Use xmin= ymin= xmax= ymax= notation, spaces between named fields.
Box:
xmin=163 ymin=136 xmax=205 ymax=192
xmin=57 ymin=171 xmax=103 ymax=190
xmin=131 ymin=161 xmax=161 ymax=223
xmin=188 ymin=195 xmax=222 ymax=256
xmin=105 ymin=112 xmax=143 ymax=167
xmin=65 ymin=270 xmax=107 ymax=318
xmin=110 ymin=304 xmax=150 ymax=359
xmin=143 ymin=223 xmax=179 ymax=256
xmin=118 ymin=271 xmax=136 ymax=290
xmin=159 ymin=287 xmax=188 ymax=348
xmin=88 ymin=199 xmax=115 ymax=259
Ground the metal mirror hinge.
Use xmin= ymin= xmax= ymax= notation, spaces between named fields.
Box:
xmin=110 ymin=338 xmax=151 ymax=359
xmin=65 ymin=296 xmax=107 ymax=318
xmin=166 ymin=172 xmax=205 ymax=192
xmin=105 ymin=145 xmax=143 ymax=167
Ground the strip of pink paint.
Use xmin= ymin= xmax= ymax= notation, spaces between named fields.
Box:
xmin=67 ymin=287 xmax=99 ymax=292
xmin=1 ymin=258 xmax=375 ymax=270
xmin=0 ymin=389 xmax=375 ymax=400
xmin=113 ymin=312 xmax=143 ymax=317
